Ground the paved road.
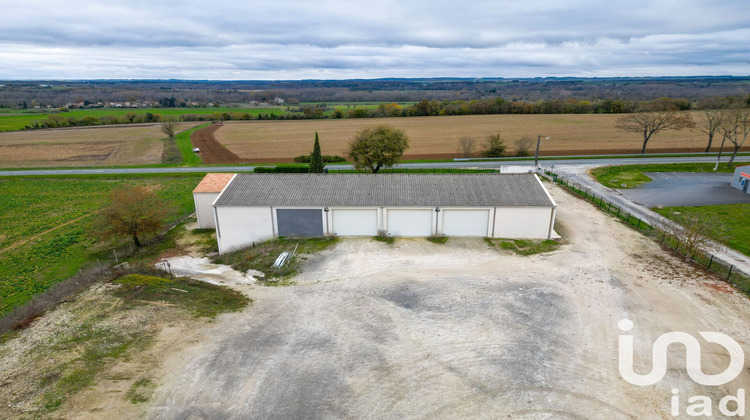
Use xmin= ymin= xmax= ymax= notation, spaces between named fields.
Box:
xmin=1 ymin=155 xmax=749 ymax=176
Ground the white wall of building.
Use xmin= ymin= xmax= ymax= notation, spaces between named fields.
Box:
xmin=216 ymin=206 xmax=275 ymax=254
xmin=493 ymin=207 xmax=555 ymax=239
xmin=731 ymin=165 xmax=750 ymax=194
xmin=194 ymin=192 xmax=220 ymax=229
xmin=214 ymin=203 xmax=555 ymax=254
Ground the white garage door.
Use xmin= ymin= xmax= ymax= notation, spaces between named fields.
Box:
xmin=441 ymin=209 xmax=490 ymax=237
xmin=331 ymin=209 xmax=378 ymax=236
xmin=387 ymin=209 xmax=433 ymax=236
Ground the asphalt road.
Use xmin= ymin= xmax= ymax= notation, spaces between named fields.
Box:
xmin=621 ymin=172 xmax=750 ymax=207
xmin=0 ymin=155 xmax=748 ymax=176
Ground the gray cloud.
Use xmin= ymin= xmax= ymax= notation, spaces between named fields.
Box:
xmin=0 ymin=0 xmax=748 ymax=79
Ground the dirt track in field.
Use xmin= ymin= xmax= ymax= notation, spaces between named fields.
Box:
xmin=189 ymin=124 xmax=243 ymax=164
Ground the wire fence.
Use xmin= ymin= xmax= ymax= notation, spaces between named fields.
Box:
xmin=0 ymin=212 xmax=194 ymax=335
xmin=544 ymin=170 xmax=750 ymax=294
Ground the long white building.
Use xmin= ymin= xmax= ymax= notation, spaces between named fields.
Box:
xmin=193 ymin=173 xmax=558 ymax=254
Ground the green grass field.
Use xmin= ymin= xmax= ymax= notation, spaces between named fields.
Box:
xmin=176 ymin=123 xmax=209 ymax=165
xmin=591 ymin=162 xmax=738 ymax=188
xmin=0 ymin=106 xmax=288 ymax=131
xmin=0 ymin=175 xmax=204 ymax=316
xmin=654 ymin=204 xmax=750 ymax=257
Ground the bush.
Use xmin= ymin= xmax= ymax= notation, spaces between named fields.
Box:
xmin=483 ymin=134 xmax=507 ymax=157
xmin=293 ymin=155 xmax=346 ymax=163
xmin=254 ymin=164 xmax=310 ymax=173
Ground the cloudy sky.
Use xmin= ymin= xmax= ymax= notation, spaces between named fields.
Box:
xmin=1 ymin=0 xmax=749 ymax=80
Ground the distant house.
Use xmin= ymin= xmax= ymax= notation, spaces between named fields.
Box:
xmin=732 ymin=165 xmax=750 ymax=194
xmin=194 ymin=173 xmax=558 ymax=254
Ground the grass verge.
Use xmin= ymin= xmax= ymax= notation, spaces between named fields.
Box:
xmin=373 ymin=235 xmax=395 ymax=245
xmin=175 ymin=123 xmax=209 ymax=165
xmin=2 ymin=269 xmax=248 ymax=416
xmin=654 ymin=204 xmax=750 ymax=257
xmin=213 ymin=236 xmax=339 ymax=284
xmin=331 ymin=168 xmax=498 ymax=174
xmin=591 ymin=162 xmax=738 ymax=189
xmin=113 ymin=274 xmax=248 ymax=318
xmin=486 ymin=238 xmax=560 ymax=256
xmin=427 ymin=236 xmax=448 ymax=244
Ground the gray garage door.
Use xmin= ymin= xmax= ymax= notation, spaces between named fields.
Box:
xmin=276 ymin=209 xmax=324 ymax=237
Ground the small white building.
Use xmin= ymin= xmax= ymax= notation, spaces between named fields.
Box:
xmin=198 ymin=173 xmax=558 ymax=254
xmin=731 ymin=165 xmax=750 ymax=195
xmin=192 ymin=173 xmax=237 ymax=228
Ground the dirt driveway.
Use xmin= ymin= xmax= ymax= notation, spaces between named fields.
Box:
xmin=114 ymin=183 xmax=750 ymax=419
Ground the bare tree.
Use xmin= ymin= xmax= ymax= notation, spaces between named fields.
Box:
xmin=719 ymin=107 xmax=750 ymax=167
xmin=616 ymin=102 xmax=695 ymax=154
xmin=161 ymin=121 xmax=176 ymax=138
xmin=654 ymin=213 xmax=730 ymax=262
xmin=98 ymin=185 xmax=171 ymax=247
xmin=514 ymin=135 xmax=534 ymax=157
xmin=695 ymin=99 xmax=728 ymax=152
xmin=457 ymin=137 xmax=476 ymax=157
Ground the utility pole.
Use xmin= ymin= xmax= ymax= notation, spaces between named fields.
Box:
xmin=535 ymin=135 xmax=550 ymax=167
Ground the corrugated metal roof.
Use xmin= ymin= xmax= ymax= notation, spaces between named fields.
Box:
xmin=193 ymin=173 xmax=236 ymax=193
xmin=214 ymin=173 xmax=555 ymax=207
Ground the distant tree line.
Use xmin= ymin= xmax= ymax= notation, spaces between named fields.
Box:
xmin=21 ymin=96 xmax=750 ymax=131
xmin=3 ymin=77 xmax=750 ymax=110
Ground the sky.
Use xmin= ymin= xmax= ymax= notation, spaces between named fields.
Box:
xmin=1 ymin=0 xmax=749 ymax=80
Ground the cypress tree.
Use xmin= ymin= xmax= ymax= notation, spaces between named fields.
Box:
xmin=309 ymin=132 xmax=325 ymax=173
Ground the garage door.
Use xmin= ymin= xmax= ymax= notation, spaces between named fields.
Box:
xmin=332 ymin=209 xmax=378 ymax=236
xmin=441 ymin=209 xmax=490 ymax=237
xmin=386 ymin=209 xmax=433 ymax=236
xmin=276 ymin=209 xmax=324 ymax=237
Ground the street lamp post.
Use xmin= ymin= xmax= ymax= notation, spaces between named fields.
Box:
xmin=534 ymin=135 xmax=550 ymax=168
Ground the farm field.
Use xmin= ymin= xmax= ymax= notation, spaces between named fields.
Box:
xmin=213 ymin=113 xmax=737 ymax=162
xmin=0 ymin=122 xmax=198 ymax=168
xmin=0 ymin=107 xmax=287 ymax=132
xmin=0 ymin=175 xmax=204 ymax=316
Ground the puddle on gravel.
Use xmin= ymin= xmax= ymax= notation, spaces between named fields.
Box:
xmin=161 ymin=255 xmax=263 ymax=286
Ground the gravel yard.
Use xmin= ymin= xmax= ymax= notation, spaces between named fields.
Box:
xmin=62 ymin=183 xmax=750 ymax=419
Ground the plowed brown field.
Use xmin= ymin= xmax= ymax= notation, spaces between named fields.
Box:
xmin=189 ymin=124 xmax=242 ymax=164
xmin=212 ymin=113 xmax=747 ymax=163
